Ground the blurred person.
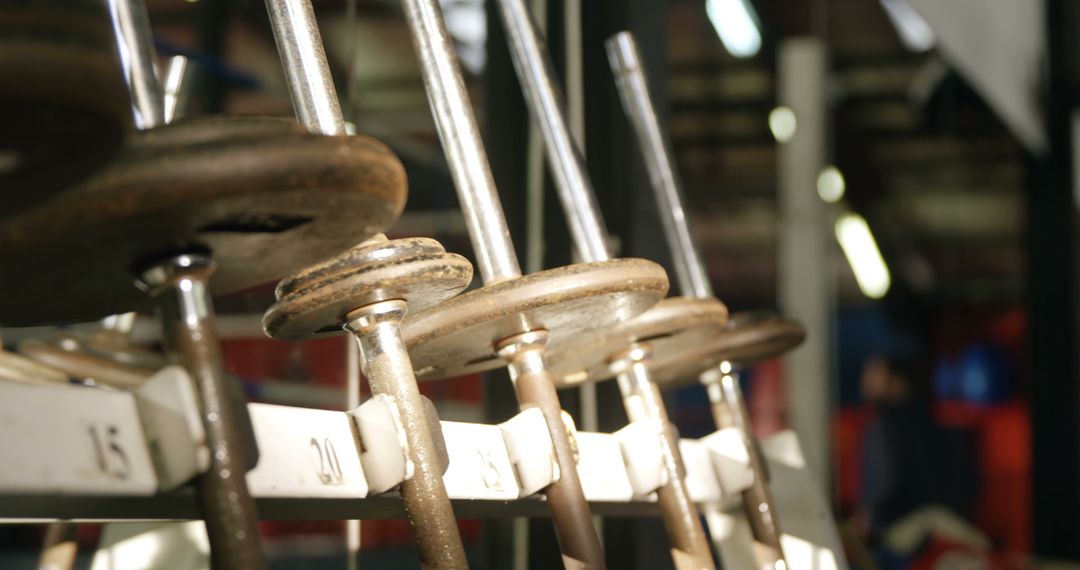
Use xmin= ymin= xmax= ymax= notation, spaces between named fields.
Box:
xmin=859 ymin=353 xmax=978 ymax=534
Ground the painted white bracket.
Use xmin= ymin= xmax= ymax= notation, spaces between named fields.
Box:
xmin=680 ymin=438 xmax=722 ymax=503
xmin=0 ymin=381 xmax=157 ymax=495
xmin=348 ymin=395 xmax=411 ymax=495
xmin=706 ymin=430 xmax=849 ymax=570
xmin=246 ymin=403 xmax=368 ymax=498
xmin=441 ymin=421 xmax=519 ymax=500
xmin=576 ymin=431 xmax=634 ymax=502
xmin=133 ymin=366 xmax=208 ymax=490
xmin=615 ymin=419 xmax=667 ymax=497
xmin=703 ymin=427 xmax=754 ymax=497
xmin=499 ymin=407 xmax=558 ymax=497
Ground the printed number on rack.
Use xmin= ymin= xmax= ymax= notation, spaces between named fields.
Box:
xmin=246 ymin=404 xmax=369 ymax=498
xmin=310 ymin=437 xmax=345 ymax=486
xmin=477 ymin=447 xmax=506 ymax=492
xmin=441 ymin=421 xmax=519 ymax=500
xmin=87 ymin=423 xmax=131 ymax=480
xmin=0 ymin=382 xmax=157 ymax=495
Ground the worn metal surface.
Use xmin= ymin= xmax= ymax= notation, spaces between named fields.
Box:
xmin=0 ymin=117 xmax=406 ymax=326
xmin=18 ymin=337 xmax=155 ymax=390
xmin=402 ymin=259 xmax=668 ymax=381
xmin=0 ymin=350 xmax=69 ymax=386
xmin=650 ymin=313 xmax=806 ymax=388
xmin=137 ymin=254 xmax=265 ymax=570
xmin=264 ymin=236 xmax=472 ymax=341
xmin=547 ymin=296 xmax=728 ymax=387
xmin=498 ymin=331 xmax=607 ymax=569
xmin=0 ymin=0 xmax=131 ymax=210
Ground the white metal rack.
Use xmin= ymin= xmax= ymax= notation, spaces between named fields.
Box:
xmin=0 ymin=367 xmax=845 ymax=568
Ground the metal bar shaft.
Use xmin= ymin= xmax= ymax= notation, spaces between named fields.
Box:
xmin=605 ymin=32 xmax=711 ymax=299
xmin=137 ymin=255 xmax=265 ymax=570
xmin=495 ymin=0 xmax=611 ymax=263
xmin=498 ymin=333 xmax=607 ymax=569
xmin=264 ymin=0 xmax=346 ymax=136
xmin=704 ymin=371 xmax=785 ymax=567
xmin=400 ymin=0 xmax=521 ymax=284
xmin=107 ymin=5 xmax=265 ymax=565
xmin=346 ymin=300 xmax=468 ymax=570
xmin=107 ymin=0 xmax=166 ymax=129
xmin=615 ymin=351 xmax=715 ymax=570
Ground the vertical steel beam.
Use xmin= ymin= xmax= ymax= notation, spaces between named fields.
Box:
xmin=777 ymin=38 xmax=831 ymax=487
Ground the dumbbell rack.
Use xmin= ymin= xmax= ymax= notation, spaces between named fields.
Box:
xmin=0 ymin=366 xmax=842 ymax=567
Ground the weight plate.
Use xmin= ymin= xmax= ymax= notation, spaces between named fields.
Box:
xmin=0 ymin=117 xmax=406 ymax=325
xmin=402 ymin=259 xmax=668 ymax=381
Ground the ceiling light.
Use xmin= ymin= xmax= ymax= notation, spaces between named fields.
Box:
xmin=706 ymin=0 xmax=762 ymax=59
xmin=880 ymin=0 xmax=935 ymax=52
xmin=816 ymin=166 xmax=846 ymax=203
xmin=835 ymin=212 xmax=891 ymax=299
xmin=768 ymin=106 xmax=797 ymax=143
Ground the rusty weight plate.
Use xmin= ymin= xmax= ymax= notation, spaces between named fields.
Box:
xmin=263 ymin=235 xmax=473 ymax=340
xmin=650 ymin=312 xmax=806 ymax=388
xmin=18 ymin=336 xmax=157 ymax=390
xmin=0 ymin=117 xmax=406 ymax=326
xmin=545 ymin=296 xmax=729 ymax=387
xmin=401 ymin=259 xmax=669 ymax=381
xmin=0 ymin=0 xmax=131 ymax=210
xmin=78 ymin=329 xmax=168 ymax=370
xmin=0 ymin=350 xmax=69 ymax=386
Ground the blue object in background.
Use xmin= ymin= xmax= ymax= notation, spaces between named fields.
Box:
xmin=933 ymin=343 xmax=1012 ymax=405
xmin=957 ymin=343 xmax=1011 ymax=404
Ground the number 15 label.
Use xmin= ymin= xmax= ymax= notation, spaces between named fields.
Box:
xmin=0 ymin=382 xmax=157 ymax=495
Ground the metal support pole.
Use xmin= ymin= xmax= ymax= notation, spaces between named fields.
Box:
xmin=345 ymin=334 xmax=362 ymax=570
xmin=1030 ymin=0 xmax=1080 ymax=557
xmin=400 ymin=0 xmax=605 ymax=566
xmin=776 ymin=38 xmax=830 ymax=488
xmin=137 ymin=255 xmax=265 ymax=570
xmin=606 ymin=31 xmax=788 ymax=569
